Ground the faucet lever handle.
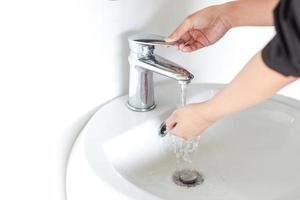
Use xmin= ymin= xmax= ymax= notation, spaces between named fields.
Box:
xmin=129 ymin=33 xmax=177 ymax=47
xmin=134 ymin=39 xmax=177 ymax=47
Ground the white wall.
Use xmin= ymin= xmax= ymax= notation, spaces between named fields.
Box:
xmin=0 ymin=0 xmax=113 ymax=200
xmin=96 ymin=0 xmax=300 ymax=97
xmin=0 ymin=0 xmax=299 ymax=200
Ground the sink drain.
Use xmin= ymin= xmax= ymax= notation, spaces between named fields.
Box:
xmin=172 ymin=169 xmax=204 ymax=187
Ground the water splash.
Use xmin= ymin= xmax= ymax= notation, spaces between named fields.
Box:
xmin=170 ymin=134 xmax=200 ymax=164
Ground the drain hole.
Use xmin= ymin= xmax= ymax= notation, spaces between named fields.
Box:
xmin=172 ymin=169 xmax=204 ymax=187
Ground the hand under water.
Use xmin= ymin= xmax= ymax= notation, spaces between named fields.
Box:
xmin=166 ymin=103 xmax=216 ymax=140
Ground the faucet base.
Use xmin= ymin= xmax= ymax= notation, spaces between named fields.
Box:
xmin=126 ymin=101 xmax=156 ymax=112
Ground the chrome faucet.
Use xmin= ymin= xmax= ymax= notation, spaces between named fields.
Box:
xmin=127 ymin=33 xmax=194 ymax=112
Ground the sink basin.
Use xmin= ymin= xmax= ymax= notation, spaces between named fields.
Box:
xmin=67 ymin=82 xmax=300 ymax=200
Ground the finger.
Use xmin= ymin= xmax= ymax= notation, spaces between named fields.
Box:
xmin=179 ymin=39 xmax=194 ymax=51
xmin=181 ymin=31 xmax=205 ymax=52
xmin=166 ymin=121 xmax=177 ymax=131
xmin=176 ymin=38 xmax=185 ymax=44
xmin=194 ymin=41 xmax=204 ymax=49
xmin=166 ymin=116 xmax=177 ymax=131
xmin=176 ymin=38 xmax=185 ymax=49
xmin=170 ymin=125 xmax=181 ymax=136
xmin=178 ymin=43 xmax=187 ymax=50
xmin=165 ymin=18 xmax=192 ymax=42
xmin=181 ymin=40 xmax=202 ymax=52
xmin=188 ymin=29 xmax=211 ymax=47
xmin=170 ymin=125 xmax=188 ymax=140
xmin=182 ymin=45 xmax=193 ymax=52
xmin=189 ymin=43 xmax=199 ymax=51
xmin=180 ymin=32 xmax=192 ymax=43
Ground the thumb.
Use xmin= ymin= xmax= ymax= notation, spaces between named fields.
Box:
xmin=165 ymin=18 xmax=192 ymax=42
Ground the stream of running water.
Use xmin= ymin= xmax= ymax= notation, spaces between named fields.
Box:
xmin=169 ymin=83 xmax=201 ymax=170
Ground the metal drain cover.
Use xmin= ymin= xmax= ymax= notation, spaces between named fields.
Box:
xmin=172 ymin=169 xmax=204 ymax=187
xmin=179 ymin=170 xmax=198 ymax=184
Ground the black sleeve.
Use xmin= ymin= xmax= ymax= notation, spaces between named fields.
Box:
xmin=262 ymin=0 xmax=300 ymax=77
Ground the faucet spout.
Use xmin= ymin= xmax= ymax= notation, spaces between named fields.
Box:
xmin=138 ymin=54 xmax=194 ymax=83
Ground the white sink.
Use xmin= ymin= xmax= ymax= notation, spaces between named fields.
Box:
xmin=67 ymin=82 xmax=300 ymax=200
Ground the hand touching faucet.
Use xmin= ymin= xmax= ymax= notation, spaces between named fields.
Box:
xmin=165 ymin=0 xmax=299 ymax=140
xmin=165 ymin=5 xmax=230 ymax=52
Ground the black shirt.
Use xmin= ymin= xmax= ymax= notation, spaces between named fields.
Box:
xmin=262 ymin=0 xmax=300 ymax=77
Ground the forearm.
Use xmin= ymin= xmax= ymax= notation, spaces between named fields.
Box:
xmin=220 ymin=0 xmax=279 ymax=27
xmin=206 ymin=51 xmax=297 ymax=121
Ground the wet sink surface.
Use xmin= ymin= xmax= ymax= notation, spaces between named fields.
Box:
xmin=67 ymin=82 xmax=300 ymax=200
